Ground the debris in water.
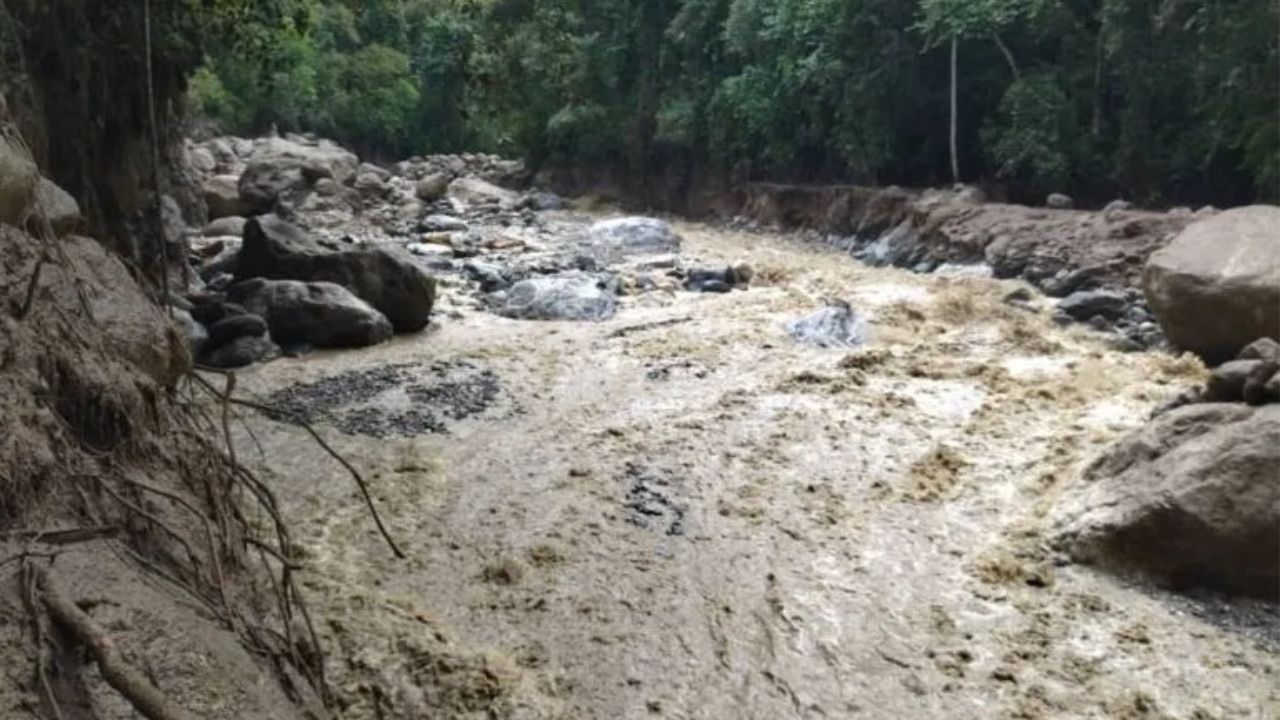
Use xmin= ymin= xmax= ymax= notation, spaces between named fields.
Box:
xmin=786 ymin=300 xmax=865 ymax=348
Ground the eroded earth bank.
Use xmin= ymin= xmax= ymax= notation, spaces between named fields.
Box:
xmin=180 ymin=137 xmax=1277 ymax=719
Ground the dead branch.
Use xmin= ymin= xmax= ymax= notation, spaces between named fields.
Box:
xmin=607 ymin=315 xmax=694 ymax=338
xmin=15 ymin=252 xmax=46 ymax=320
xmin=31 ymin=563 xmax=198 ymax=720
xmin=1 ymin=525 xmax=122 ymax=545
xmin=21 ymin=562 xmax=64 ymax=720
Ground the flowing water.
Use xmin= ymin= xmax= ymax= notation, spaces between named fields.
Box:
xmin=226 ymin=217 xmax=1278 ymax=719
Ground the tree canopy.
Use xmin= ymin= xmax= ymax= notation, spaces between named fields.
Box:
xmin=189 ymin=0 xmax=1279 ymax=206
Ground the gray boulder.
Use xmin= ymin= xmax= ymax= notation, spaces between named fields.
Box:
xmin=420 ymin=214 xmax=468 ymax=233
xmin=0 ymin=133 xmax=38 ymax=226
xmin=204 ymin=175 xmax=251 ymax=220
xmin=498 ymin=275 xmax=617 ymax=322
xmin=245 ymin=136 xmax=359 ymax=185
xmin=238 ymin=161 xmax=309 ymax=214
xmin=203 ymin=216 xmax=247 ymax=237
xmin=1051 ymin=403 xmax=1280 ymax=597
xmin=1058 ymin=290 xmax=1128 ymax=321
xmin=447 ymin=176 xmax=518 ymax=209
xmin=415 ymin=172 xmax=450 ymax=202
xmin=237 ymin=215 xmax=436 ymax=332
xmin=1239 ymin=337 xmax=1280 ymax=363
xmin=787 ymin=301 xmax=864 ymax=348
xmin=1144 ymin=206 xmax=1280 ymax=364
xmin=228 ymin=278 xmax=393 ymax=348
xmin=33 ymin=177 xmax=83 ymax=235
xmin=205 ymin=312 xmax=268 ymax=350
xmin=585 ymin=217 xmax=682 ymax=264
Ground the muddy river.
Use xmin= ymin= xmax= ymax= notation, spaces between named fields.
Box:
xmin=225 ymin=216 xmax=1278 ymax=719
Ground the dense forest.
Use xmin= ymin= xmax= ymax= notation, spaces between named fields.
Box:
xmin=191 ymin=0 xmax=1278 ymax=207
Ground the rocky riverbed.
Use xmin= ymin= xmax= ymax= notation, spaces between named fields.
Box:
xmin=208 ymin=206 xmax=1276 ymax=718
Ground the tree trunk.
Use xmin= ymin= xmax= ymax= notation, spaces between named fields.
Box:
xmin=950 ymin=35 xmax=960 ymax=183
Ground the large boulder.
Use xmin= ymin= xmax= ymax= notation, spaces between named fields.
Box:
xmin=584 ymin=217 xmax=682 ymax=264
xmin=204 ymin=175 xmax=252 ymax=220
xmin=32 ymin=177 xmax=83 ymax=235
xmin=497 ymin=275 xmax=617 ymax=321
xmin=236 ymin=215 xmax=436 ymax=332
xmin=245 ymin=136 xmax=359 ymax=185
xmin=0 ymin=134 xmax=38 ymax=226
xmin=1143 ymin=206 xmax=1280 ymax=364
xmin=228 ymin=278 xmax=393 ymax=348
xmin=1051 ymin=403 xmax=1280 ymax=597
xmin=238 ymin=161 xmax=310 ymax=215
xmin=446 ymin=176 xmax=519 ymax=210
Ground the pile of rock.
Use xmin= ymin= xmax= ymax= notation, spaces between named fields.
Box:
xmin=1051 ymin=205 xmax=1280 ymax=599
xmin=181 ymin=215 xmax=435 ymax=368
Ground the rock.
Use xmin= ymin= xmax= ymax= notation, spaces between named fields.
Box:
xmin=1046 ymin=193 xmax=1074 ymax=210
xmin=447 ymin=176 xmax=518 ymax=209
xmin=1103 ymin=199 xmax=1133 ymax=214
xmin=204 ymin=335 xmax=280 ymax=369
xmin=353 ymin=171 xmax=387 ymax=200
xmin=357 ymin=162 xmax=391 ymax=182
xmin=1058 ymin=290 xmax=1128 ymax=321
xmin=227 ymin=278 xmax=393 ymax=348
xmin=1242 ymin=362 xmax=1279 ymax=406
xmin=787 ymin=301 xmax=864 ymax=348
xmin=204 ymin=175 xmax=251 ymax=220
xmin=203 ymin=216 xmax=246 ymax=237
xmin=32 ymin=177 xmax=82 ymax=235
xmin=498 ymin=275 xmax=618 ymax=322
xmin=1002 ymin=287 xmax=1035 ymax=305
xmin=188 ymin=146 xmax=217 ymax=174
xmin=1238 ymin=337 xmax=1280 ymax=363
xmin=238 ymin=161 xmax=309 ymax=214
xmin=1143 ymin=206 xmax=1280 ymax=364
xmin=463 ymin=261 xmax=512 ymax=293
xmin=171 ymin=308 xmax=207 ymax=360
xmin=685 ymin=265 xmax=752 ymax=293
xmin=420 ymin=214 xmax=468 ymax=233
xmin=521 ymin=191 xmax=565 ymax=211
xmin=246 ymin=136 xmax=359 ymax=185
xmin=189 ymin=298 xmax=248 ymax=327
xmin=237 ymin=215 xmax=436 ymax=332
xmin=415 ymin=172 xmax=450 ymax=202
xmin=0 ymin=133 xmax=38 ymax=226
xmin=1265 ymin=373 xmax=1280 ymax=403
xmin=205 ymin=313 xmax=268 ymax=350
xmin=585 ymin=217 xmax=682 ymax=263
xmin=1050 ymin=403 xmax=1280 ymax=597
xmin=1039 ymin=266 xmax=1100 ymax=298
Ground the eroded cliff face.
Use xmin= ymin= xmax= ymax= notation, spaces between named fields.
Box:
xmin=1 ymin=0 xmax=207 ymax=275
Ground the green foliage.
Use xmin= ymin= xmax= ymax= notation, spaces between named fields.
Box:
xmin=982 ymin=74 xmax=1075 ymax=194
xmin=187 ymin=0 xmax=1279 ymax=204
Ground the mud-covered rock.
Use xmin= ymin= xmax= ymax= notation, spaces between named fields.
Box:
xmin=237 ymin=215 xmax=436 ymax=332
xmin=787 ymin=301 xmax=864 ymax=348
xmin=1144 ymin=206 xmax=1280 ymax=364
xmin=415 ymin=172 xmax=450 ymax=201
xmin=497 ymin=274 xmax=617 ymax=321
xmin=228 ymin=278 xmax=393 ymax=348
xmin=1051 ymin=403 xmax=1280 ymax=597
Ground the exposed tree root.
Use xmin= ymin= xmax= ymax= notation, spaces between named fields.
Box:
xmin=29 ymin=562 xmax=197 ymax=720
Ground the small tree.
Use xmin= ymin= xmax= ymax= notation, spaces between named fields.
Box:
xmin=916 ymin=0 xmax=1040 ymax=183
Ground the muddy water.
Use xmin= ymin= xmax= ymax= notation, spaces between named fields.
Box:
xmin=227 ymin=219 xmax=1278 ymax=719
